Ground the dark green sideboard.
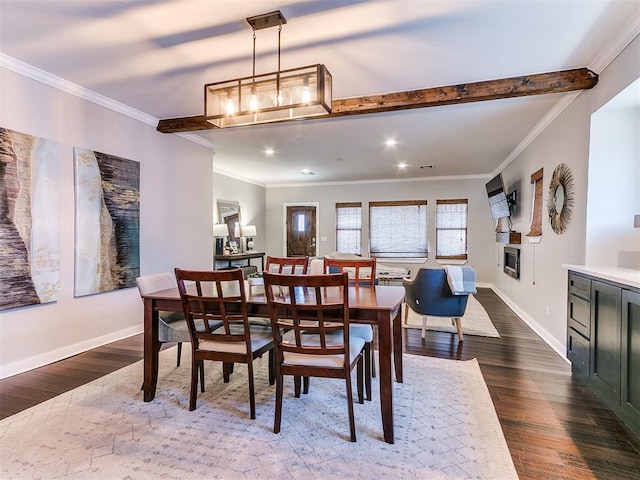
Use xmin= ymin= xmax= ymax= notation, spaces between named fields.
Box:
xmin=566 ymin=268 xmax=640 ymax=440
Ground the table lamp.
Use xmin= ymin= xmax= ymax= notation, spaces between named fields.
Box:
xmin=243 ymin=225 xmax=257 ymax=251
xmin=212 ymin=224 xmax=229 ymax=255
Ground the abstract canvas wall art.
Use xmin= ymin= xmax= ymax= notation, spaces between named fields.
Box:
xmin=74 ymin=148 xmax=139 ymax=296
xmin=0 ymin=127 xmax=60 ymax=311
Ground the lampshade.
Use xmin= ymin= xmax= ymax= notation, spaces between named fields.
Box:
xmin=242 ymin=225 xmax=257 ymax=237
xmin=212 ymin=224 xmax=229 ymax=237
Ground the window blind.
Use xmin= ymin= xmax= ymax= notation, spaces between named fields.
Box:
xmin=436 ymin=199 xmax=468 ymax=259
xmin=369 ymin=201 xmax=427 ymax=258
xmin=336 ymin=202 xmax=362 ymax=254
xmin=526 ymin=168 xmax=544 ymax=237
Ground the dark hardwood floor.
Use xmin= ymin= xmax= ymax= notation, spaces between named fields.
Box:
xmin=1 ymin=288 xmax=639 ymax=479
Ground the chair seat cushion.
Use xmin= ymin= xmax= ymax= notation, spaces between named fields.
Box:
xmin=159 ymin=316 xmax=222 ymax=344
xmin=348 ymin=324 xmax=373 ymax=342
xmin=281 ymin=332 xmax=365 ymax=368
xmin=198 ymin=324 xmax=273 ymax=354
xmin=248 ymin=316 xmax=271 ymax=327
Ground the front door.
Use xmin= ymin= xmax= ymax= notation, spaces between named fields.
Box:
xmin=286 ymin=205 xmax=317 ymax=257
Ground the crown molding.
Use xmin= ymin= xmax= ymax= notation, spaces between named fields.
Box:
xmin=589 ymin=13 xmax=640 ymax=73
xmin=175 ymin=132 xmax=215 ymax=149
xmin=266 ymin=174 xmax=489 ymax=189
xmin=492 ymin=91 xmax=581 ymax=177
xmin=1 ymin=53 xmax=157 ymax=128
xmin=494 ymin=15 xmax=640 ymax=178
xmin=213 ymin=166 xmax=266 ymax=187
xmin=2 ymin=53 xmax=217 ymax=152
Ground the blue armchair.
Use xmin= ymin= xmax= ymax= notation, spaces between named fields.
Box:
xmin=402 ymin=268 xmax=473 ymax=342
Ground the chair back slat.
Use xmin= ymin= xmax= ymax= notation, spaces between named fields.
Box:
xmin=323 ymin=258 xmax=377 ymax=287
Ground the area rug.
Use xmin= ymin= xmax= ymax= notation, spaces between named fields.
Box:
xmin=0 ymin=348 xmax=517 ymax=480
xmin=403 ymin=295 xmax=500 ymax=338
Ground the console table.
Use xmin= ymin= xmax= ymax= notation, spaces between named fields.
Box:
xmin=214 ymin=251 xmax=265 ymax=271
xmin=377 ymin=271 xmax=410 ymax=285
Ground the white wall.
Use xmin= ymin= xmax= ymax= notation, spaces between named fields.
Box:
xmin=587 ymin=104 xmax=640 ymax=268
xmin=0 ymin=68 xmax=215 ymax=377
xmin=493 ymin=34 xmax=640 ymax=357
xmin=266 ymin=177 xmax=496 ymax=284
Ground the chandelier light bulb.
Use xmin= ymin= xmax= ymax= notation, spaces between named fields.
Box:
xmin=249 ymin=94 xmax=258 ymax=111
xmin=302 ymin=75 xmax=311 ymax=103
xmin=225 ymin=98 xmax=235 ymax=115
xmin=249 ymin=83 xmax=258 ymax=111
xmin=302 ymin=86 xmax=311 ymax=103
xmin=273 ymin=90 xmax=283 ymax=106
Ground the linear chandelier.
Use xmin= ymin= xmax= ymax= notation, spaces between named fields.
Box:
xmin=204 ymin=10 xmax=332 ymax=128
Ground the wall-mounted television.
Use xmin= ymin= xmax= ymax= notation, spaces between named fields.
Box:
xmin=486 ymin=173 xmax=511 ymax=220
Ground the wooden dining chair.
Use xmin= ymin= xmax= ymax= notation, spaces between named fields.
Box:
xmin=323 ymin=257 xmax=377 ymax=286
xmin=265 ymin=256 xmax=309 ymax=274
xmin=263 ymin=271 xmax=365 ymax=442
xmin=174 ymin=268 xmax=275 ymax=418
xmin=322 ymin=257 xmax=377 ymax=401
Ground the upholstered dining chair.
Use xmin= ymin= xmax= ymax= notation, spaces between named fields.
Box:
xmin=265 ymin=255 xmax=309 ymax=275
xmin=136 ymin=272 xmax=212 ymax=392
xmin=136 ymin=272 xmax=196 ymax=367
xmin=402 ymin=267 xmax=475 ymax=342
xmin=174 ymin=268 xmax=275 ymax=418
xmin=263 ymin=271 xmax=365 ymax=442
xmin=322 ymin=257 xmax=376 ymax=401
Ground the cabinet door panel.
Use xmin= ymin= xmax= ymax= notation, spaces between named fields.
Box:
xmin=621 ymin=289 xmax=640 ymax=430
xmin=590 ymin=281 xmax=622 ymax=405
xmin=567 ymin=327 xmax=590 ymax=376
xmin=568 ymin=294 xmax=591 ymax=339
xmin=569 ymin=273 xmax=591 ymax=301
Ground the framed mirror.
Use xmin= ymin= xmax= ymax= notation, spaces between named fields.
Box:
xmin=547 ymin=163 xmax=574 ymax=234
xmin=217 ymin=200 xmax=241 ymax=245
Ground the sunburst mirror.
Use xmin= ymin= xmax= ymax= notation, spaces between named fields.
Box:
xmin=547 ymin=163 xmax=574 ymax=234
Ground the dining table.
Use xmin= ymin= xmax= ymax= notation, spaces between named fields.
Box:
xmin=140 ymin=283 xmax=405 ymax=444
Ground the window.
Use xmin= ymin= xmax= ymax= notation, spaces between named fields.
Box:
xmin=336 ymin=202 xmax=361 ymax=254
xmin=296 ymin=213 xmax=306 ymax=232
xmin=436 ymin=199 xmax=468 ymax=260
xmin=369 ymin=201 xmax=427 ymax=258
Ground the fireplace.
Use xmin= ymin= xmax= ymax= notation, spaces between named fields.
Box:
xmin=504 ymin=246 xmax=520 ymax=279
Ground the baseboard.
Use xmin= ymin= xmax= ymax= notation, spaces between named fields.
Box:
xmin=490 ymin=286 xmax=569 ymax=364
xmin=0 ymin=325 xmax=143 ymax=379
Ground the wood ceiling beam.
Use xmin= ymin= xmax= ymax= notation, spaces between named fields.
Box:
xmin=156 ymin=68 xmax=598 ymax=133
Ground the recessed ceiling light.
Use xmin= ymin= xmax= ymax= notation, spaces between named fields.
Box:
xmin=397 ymin=162 xmax=408 ymax=169
xmin=264 ymin=148 xmax=275 ymax=156
xmin=385 ymin=139 xmax=398 ymax=147
xmin=301 ymin=169 xmax=315 ymax=175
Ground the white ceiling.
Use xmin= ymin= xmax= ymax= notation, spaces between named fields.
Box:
xmin=1 ymin=0 xmax=639 ymax=186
